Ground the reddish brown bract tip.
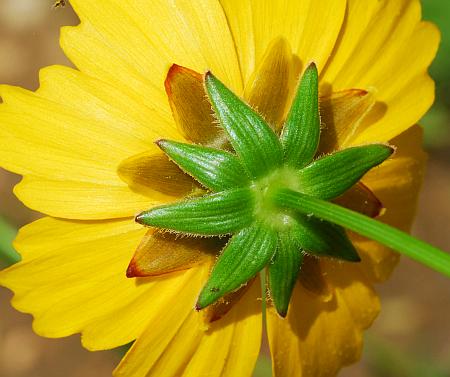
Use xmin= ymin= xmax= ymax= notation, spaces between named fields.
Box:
xmin=277 ymin=310 xmax=287 ymax=318
xmin=163 ymin=64 xmax=222 ymax=147
xmin=126 ymin=260 xmax=144 ymax=278
xmin=165 ymin=64 xmax=203 ymax=97
xmin=135 ymin=213 xmax=145 ymax=225
xmin=155 ymin=139 xmax=168 ymax=151
xmin=306 ymin=61 xmax=317 ymax=70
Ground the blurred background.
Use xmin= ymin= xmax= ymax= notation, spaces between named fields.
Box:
xmin=0 ymin=1 xmax=449 ymax=376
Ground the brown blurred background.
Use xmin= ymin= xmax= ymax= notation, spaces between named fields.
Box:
xmin=0 ymin=1 xmax=449 ymax=376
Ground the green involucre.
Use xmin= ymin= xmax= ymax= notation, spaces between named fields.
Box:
xmin=135 ymin=68 xmax=448 ymax=315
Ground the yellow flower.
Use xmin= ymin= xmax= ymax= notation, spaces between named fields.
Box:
xmin=0 ymin=0 xmax=439 ymax=376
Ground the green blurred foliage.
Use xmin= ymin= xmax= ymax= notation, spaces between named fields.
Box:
xmin=0 ymin=217 xmax=20 ymax=268
xmin=423 ymin=0 xmax=450 ymax=84
xmin=421 ymin=0 xmax=450 ymax=148
xmin=365 ymin=335 xmax=450 ymax=377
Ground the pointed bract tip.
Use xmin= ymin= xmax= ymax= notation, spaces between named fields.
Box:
xmin=196 ymin=289 xmax=216 ymax=311
xmin=165 ymin=64 xmax=202 ymax=96
xmin=306 ymin=61 xmax=318 ymax=71
xmin=273 ymin=302 xmax=289 ymax=318
xmin=135 ymin=212 xmax=146 ymax=225
xmin=204 ymin=71 xmax=218 ymax=86
xmin=195 ymin=302 xmax=204 ymax=311
xmin=167 ymin=63 xmax=183 ymax=75
xmin=126 ymin=260 xmax=141 ymax=278
xmin=164 ymin=64 xmax=182 ymax=94
xmin=347 ymin=253 xmax=362 ymax=263
xmin=356 ymin=89 xmax=369 ymax=97
xmin=155 ymin=139 xmax=168 ymax=149
xmin=386 ymin=144 xmax=396 ymax=156
xmin=276 ymin=308 xmax=288 ymax=318
xmin=375 ymin=143 xmax=396 ymax=159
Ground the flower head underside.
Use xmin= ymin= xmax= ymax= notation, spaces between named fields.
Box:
xmin=0 ymin=1 xmax=441 ymax=376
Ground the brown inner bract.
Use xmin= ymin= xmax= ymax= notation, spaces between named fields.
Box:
xmin=117 ymin=38 xmax=383 ymax=321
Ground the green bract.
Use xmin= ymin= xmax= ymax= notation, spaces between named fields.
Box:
xmin=136 ymin=64 xmax=395 ymax=317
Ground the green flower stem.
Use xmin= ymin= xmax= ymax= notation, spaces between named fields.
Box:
xmin=272 ymin=188 xmax=450 ymax=277
xmin=0 ymin=217 xmax=20 ymax=267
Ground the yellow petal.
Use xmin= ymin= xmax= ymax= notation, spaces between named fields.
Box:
xmin=322 ymin=0 xmax=439 ymax=142
xmin=319 ymin=89 xmax=376 ymax=153
xmin=244 ymin=38 xmax=295 ymax=130
xmin=63 ymin=0 xmax=242 ymax=101
xmin=0 ymin=66 xmax=183 ymax=219
xmin=117 ymin=150 xmax=197 ymax=199
xmin=0 ymin=66 xmax=177 ymax=179
xmin=114 ymin=278 xmax=262 ymax=377
xmin=220 ymin=0 xmax=347 ymax=85
xmin=268 ymin=262 xmax=380 ymax=377
xmin=1 ymin=0 xmax=245 ymax=219
xmin=14 ymin=176 xmax=159 ymax=220
xmin=0 ymin=217 xmax=203 ymax=351
xmin=127 ymin=229 xmax=221 ymax=278
xmin=355 ymin=125 xmax=427 ymax=282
